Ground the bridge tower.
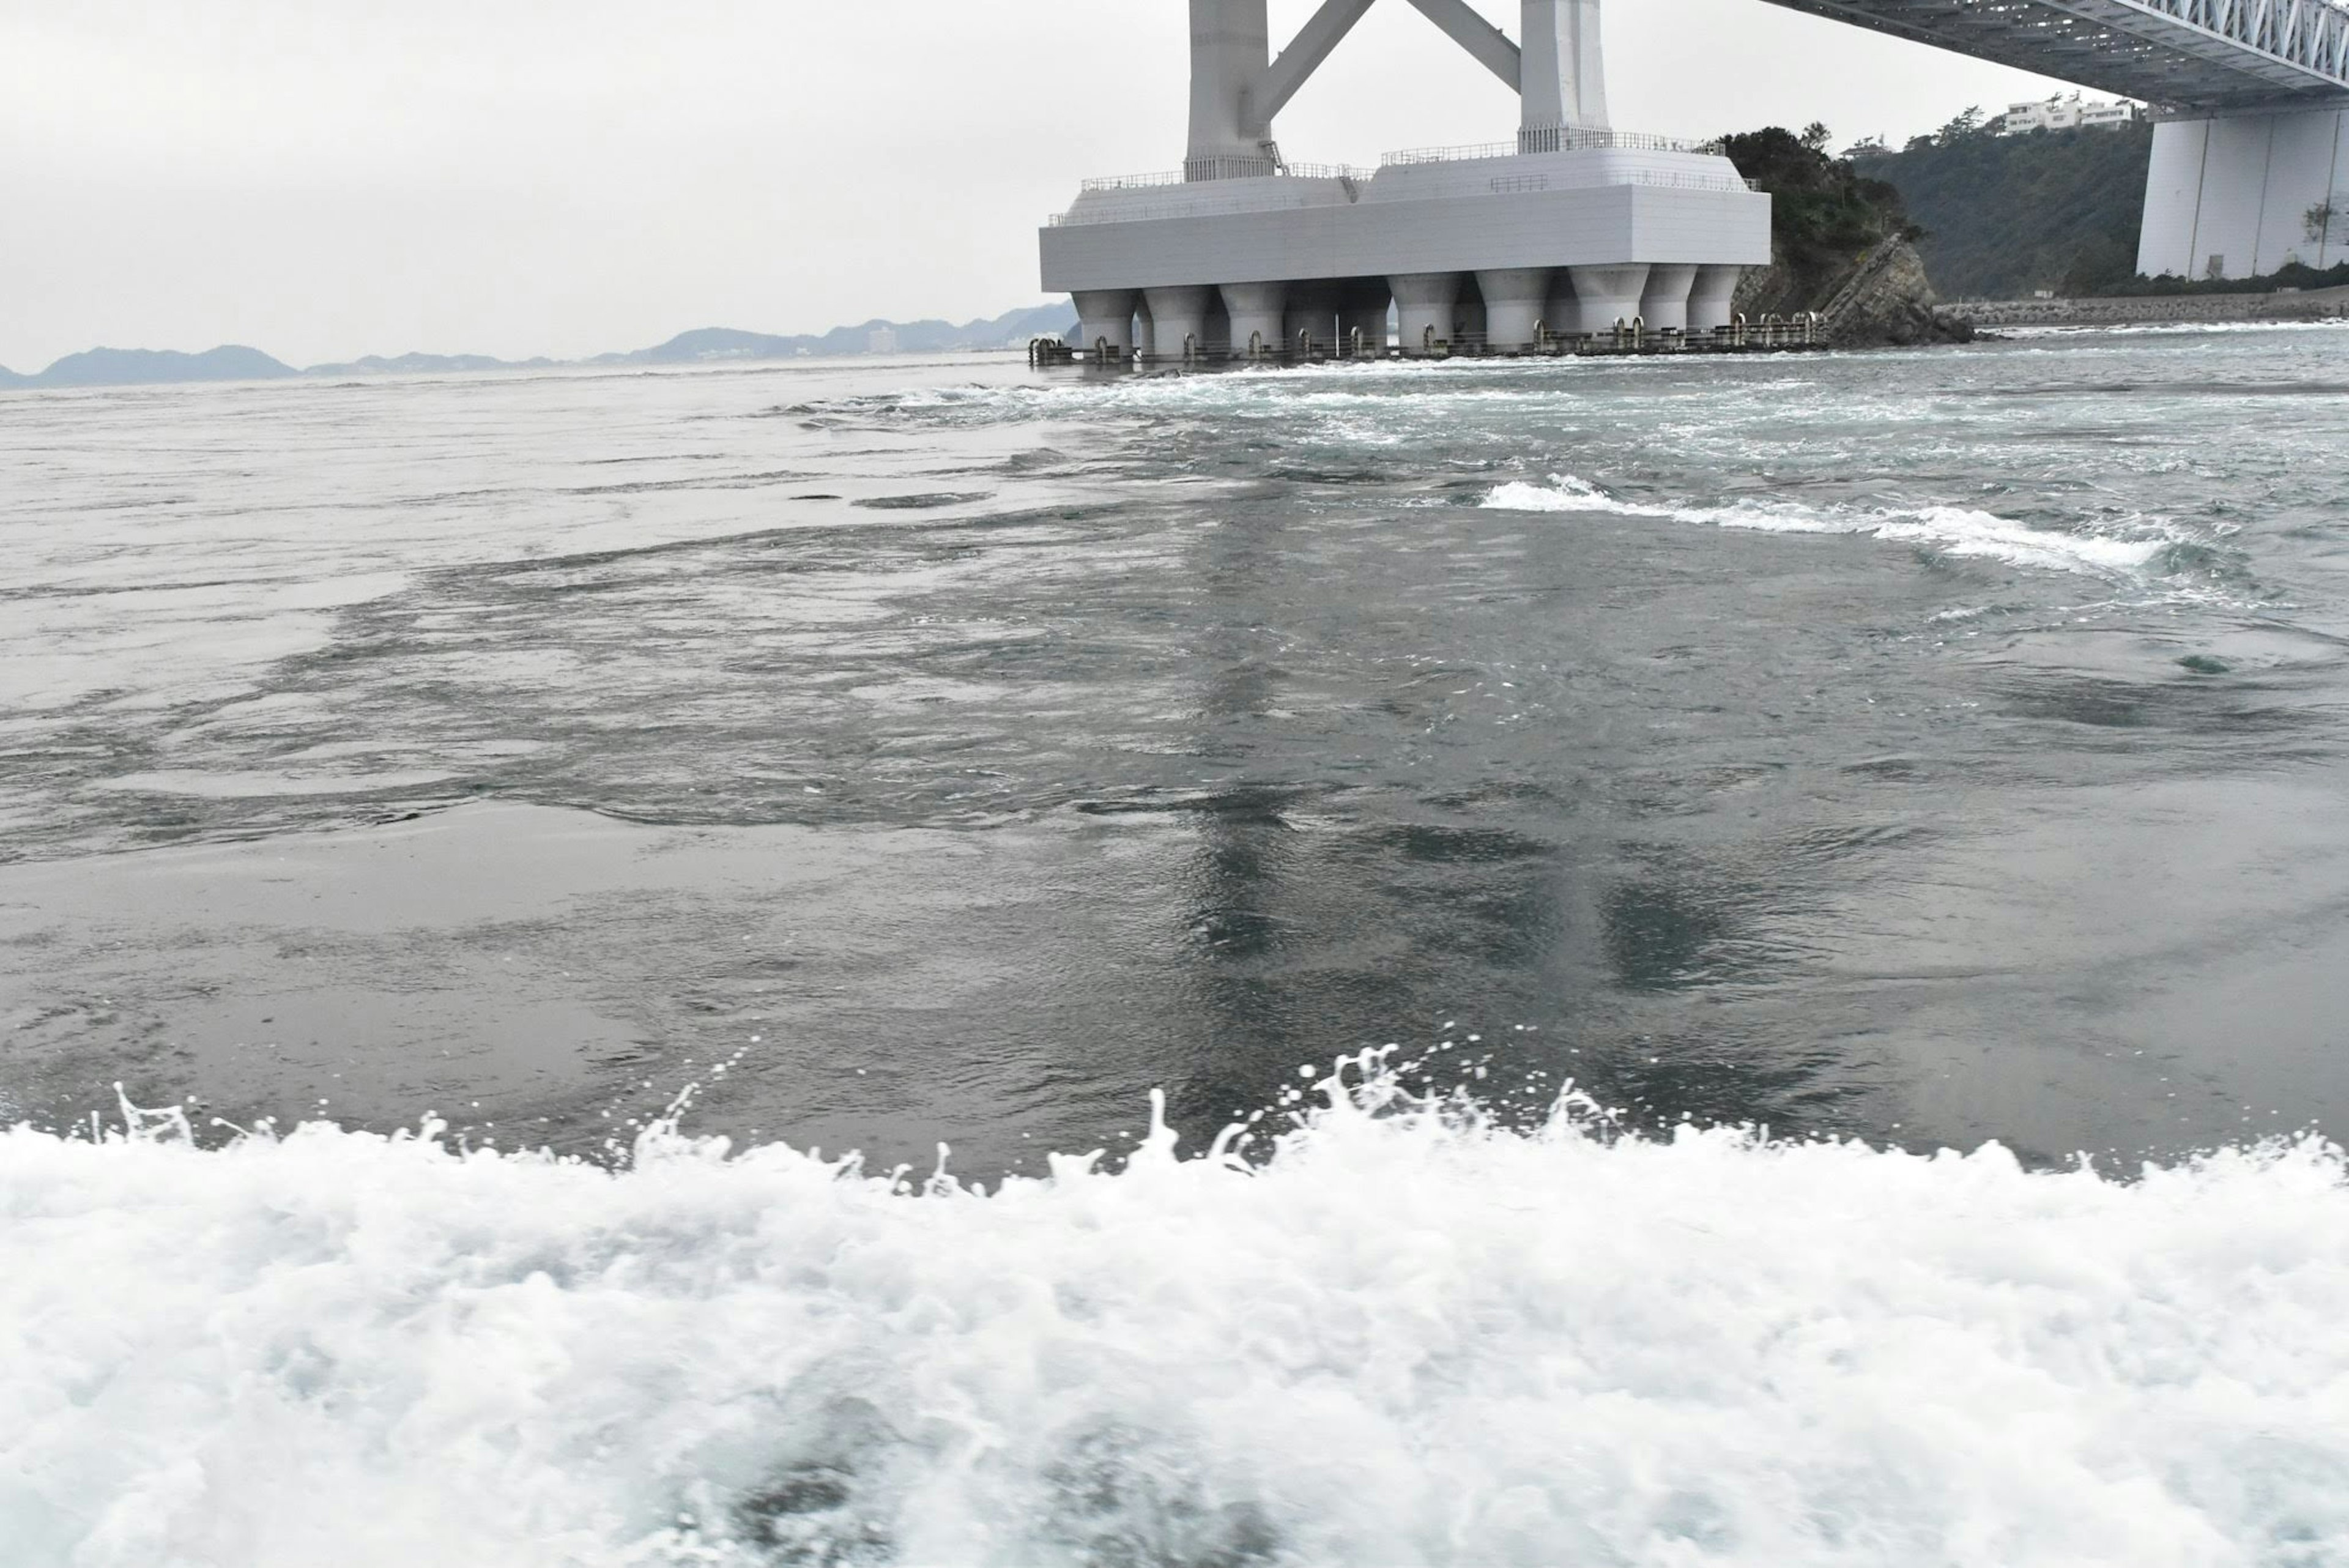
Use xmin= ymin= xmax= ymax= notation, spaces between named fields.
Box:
xmin=2139 ymin=105 xmax=2349 ymax=278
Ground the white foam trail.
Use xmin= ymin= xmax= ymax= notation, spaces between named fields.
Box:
xmin=1482 ymin=474 xmax=2168 ymax=577
xmin=4 ymin=1066 xmax=2345 ymax=1567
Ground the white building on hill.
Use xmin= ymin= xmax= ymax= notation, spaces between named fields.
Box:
xmin=2000 ymin=94 xmax=2139 ymax=135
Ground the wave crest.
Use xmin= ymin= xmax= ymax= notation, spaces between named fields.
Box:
xmin=1482 ymin=473 xmax=2171 ymax=578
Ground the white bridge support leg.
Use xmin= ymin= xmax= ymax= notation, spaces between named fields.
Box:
xmin=1476 ymin=267 xmax=1553 ymax=349
xmin=1568 ymin=264 xmax=1648 ymax=333
xmin=1638 ymin=264 xmax=1698 ymax=331
xmin=1687 ymin=265 xmax=1743 ymax=332
xmin=1390 ymin=272 xmax=1462 ymax=354
xmin=1073 ymin=289 xmax=1138 ymax=356
xmin=1189 ymin=0 xmax=1274 ymax=175
xmin=1520 ymin=0 xmax=1608 ymax=135
xmin=1144 ymin=286 xmax=1216 ymax=362
xmin=1220 ymin=281 xmax=1289 ymax=357
xmin=2139 ymin=106 xmax=2349 ymax=279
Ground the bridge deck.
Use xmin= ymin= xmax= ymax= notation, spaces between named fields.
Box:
xmin=1760 ymin=0 xmax=2349 ymax=110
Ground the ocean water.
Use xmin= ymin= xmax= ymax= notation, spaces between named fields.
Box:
xmin=5 ymin=327 xmax=2349 ymax=1564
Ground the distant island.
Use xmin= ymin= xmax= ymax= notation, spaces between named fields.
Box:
xmin=0 ymin=304 xmax=1079 ymax=392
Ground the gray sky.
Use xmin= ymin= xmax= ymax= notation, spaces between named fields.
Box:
xmin=0 ymin=1 xmax=2076 ymax=370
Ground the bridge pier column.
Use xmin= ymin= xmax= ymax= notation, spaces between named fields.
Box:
xmin=1688 ymin=265 xmax=1743 ymax=332
xmin=1144 ymin=286 xmax=1215 ymax=362
xmin=1568 ymin=264 xmax=1649 ymax=333
xmin=1390 ymin=272 xmax=1462 ymax=355
xmin=1476 ymin=267 xmax=1554 ymax=350
xmin=1638 ymin=264 xmax=1699 ymax=332
xmin=1072 ymin=289 xmax=1138 ymax=356
xmin=1220 ymin=281 xmax=1288 ymax=357
xmin=2140 ymin=106 xmax=2349 ymax=279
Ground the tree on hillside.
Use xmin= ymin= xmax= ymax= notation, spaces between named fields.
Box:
xmin=1937 ymin=106 xmax=1988 ymax=143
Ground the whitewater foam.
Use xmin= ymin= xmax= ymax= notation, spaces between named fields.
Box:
xmin=1482 ymin=474 xmax=2170 ymax=579
xmin=6 ymin=1066 xmax=2346 ymax=1567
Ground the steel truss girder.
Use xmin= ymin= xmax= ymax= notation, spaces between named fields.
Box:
xmin=1756 ymin=0 xmax=2349 ymax=109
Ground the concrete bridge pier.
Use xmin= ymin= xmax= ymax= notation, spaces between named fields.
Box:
xmin=1688 ymin=265 xmax=1743 ymax=331
xmin=1569 ymin=264 xmax=1649 ymax=332
xmin=1145 ymin=285 xmax=1217 ymax=362
xmin=2139 ymin=106 xmax=2349 ymax=280
xmin=1221 ymin=281 xmax=1289 ymax=357
xmin=1391 ymin=272 xmax=1462 ymax=354
xmin=1074 ymin=289 xmax=1139 ymax=355
xmin=1042 ymin=1 xmax=1772 ymax=365
xmin=1638 ymin=264 xmax=1699 ymax=331
xmin=1477 ymin=267 xmax=1554 ymax=349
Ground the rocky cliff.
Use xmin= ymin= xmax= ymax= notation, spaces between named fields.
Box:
xmin=1721 ymin=127 xmax=1973 ymax=348
xmin=1737 ymin=237 xmax=1974 ymax=347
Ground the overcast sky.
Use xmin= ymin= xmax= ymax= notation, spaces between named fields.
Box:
xmin=0 ymin=1 xmax=2079 ymax=370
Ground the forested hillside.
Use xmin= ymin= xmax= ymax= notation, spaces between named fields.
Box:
xmin=1851 ymin=113 xmax=2153 ymax=299
xmin=1718 ymin=126 xmax=1915 ymax=306
xmin=1711 ymin=125 xmax=1969 ymax=344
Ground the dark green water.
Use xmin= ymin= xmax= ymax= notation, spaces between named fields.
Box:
xmin=4 ymin=325 xmax=2348 ymax=1174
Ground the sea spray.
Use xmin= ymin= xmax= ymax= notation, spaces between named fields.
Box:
xmin=5 ymin=1060 xmax=2347 ymax=1566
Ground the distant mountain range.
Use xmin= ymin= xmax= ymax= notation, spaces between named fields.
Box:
xmin=0 ymin=304 xmax=1079 ymax=391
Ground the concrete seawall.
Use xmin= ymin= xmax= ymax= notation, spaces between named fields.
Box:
xmin=1945 ymin=287 xmax=2349 ymax=328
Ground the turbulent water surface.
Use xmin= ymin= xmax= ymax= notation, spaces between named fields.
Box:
xmin=5 ymin=327 xmax=2349 ymax=1564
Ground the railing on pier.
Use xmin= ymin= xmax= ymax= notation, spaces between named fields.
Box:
xmin=1029 ymin=314 xmax=1827 ymax=367
xmin=1085 ymin=161 xmax=1373 ymax=193
xmin=1282 ymin=160 xmax=1376 ymax=181
xmin=1384 ymin=126 xmax=1724 ymax=165
xmin=1047 ymin=188 xmax=1349 ymax=226
xmin=1080 ymin=170 xmax=1187 ymax=193
xmin=1183 ymin=154 xmax=1281 ymax=182
xmin=1488 ymin=169 xmax=1761 ymax=194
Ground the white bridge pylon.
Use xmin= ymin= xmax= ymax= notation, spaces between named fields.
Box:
xmin=1186 ymin=0 xmax=1607 ymax=179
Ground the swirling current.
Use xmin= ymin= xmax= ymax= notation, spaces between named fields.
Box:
xmin=4 ymin=325 xmax=2348 ymax=1565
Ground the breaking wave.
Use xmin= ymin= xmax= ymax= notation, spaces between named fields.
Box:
xmin=1482 ymin=473 xmax=2172 ymax=578
xmin=7 ymin=1061 xmax=2348 ymax=1566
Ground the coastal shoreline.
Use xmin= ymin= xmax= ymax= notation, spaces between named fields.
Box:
xmin=1944 ymin=284 xmax=2349 ymax=327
